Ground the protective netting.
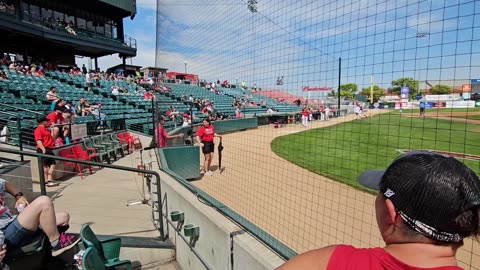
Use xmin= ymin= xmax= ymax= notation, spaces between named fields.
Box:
xmin=155 ymin=0 xmax=480 ymax=268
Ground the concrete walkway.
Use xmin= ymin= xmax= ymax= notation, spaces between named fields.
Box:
xmin=23 ymin=136 xmax=178 ymax=269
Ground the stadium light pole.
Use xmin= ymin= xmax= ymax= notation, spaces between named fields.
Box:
xmin=337 ymin=57 xmax=341 ymax=116
xmin=184 ymin=62 xmax=187 ymax=73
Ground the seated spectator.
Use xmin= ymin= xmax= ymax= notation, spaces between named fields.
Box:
xmin=46 ymin=106 xmax=69 ymax=141
xmin=65 ymin=23 xmax=76 ymax=35
xmin=50 ymin=98 xmax=64 ymax=112
xmin=5 ymin=3 xmax=13 ymax=15
xmin=64 ymin=100 xmax=75 ymax=115
xmin=75 ymin=97 xmax=90 ymax=116
xmin=18 ymin=65 xmax=27 ymax=75
xmin=235 ymin=107 xmax=242 ymax=119
xmin=266 ymin=107 xmax=274 ymax=114
xmin=277 ymin=152 xmax=480 ymax=270
xmin=111 ymin=86 xmax=119 ymax=96
xmin=0 ymin=68 xmax=8 ymax=80
xmin=90 ymin=102 xmax=106 ymax=127
xmin=0 ymin=177 xmax=79 ymax=256
xmin=143 ymin=90 xmax=154 ymax=100
xmin=8 ymin=62 xmax=15 ymax=70
xmin=0 ymin=54 xmax=9 ymax=65
xmin=0 ymin=2 xmax=6 ymax=13
xmin=46 ymin=87 xmax=59 ymax=102
xmin=182 ymin=112 xmax=191 ymax=127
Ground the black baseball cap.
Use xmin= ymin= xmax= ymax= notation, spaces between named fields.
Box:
xmin=358 ymin=152 xmax=480 ymax=242
xmin=159 ymin=115 xmax=167 ymax=121
xmin=54 ymin=105 xmax=65 ymax=112
xmin=37 ymin=115 xmax=48 ymax=123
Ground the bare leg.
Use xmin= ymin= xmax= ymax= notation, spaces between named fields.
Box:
xmin=16 ymin=196 xmax=60 ymax=243
xmin=43 ymin=165 xmax=48 ymax=182
xmin=207 ymin=153 xmax=213 ymax=171
xmin=203 ymin=154 xmax=208 ymax=172
xmin=63 ymin=128 xmax=69 ymax=138
xmin=55 ymin=211 xmax=69 ymax=226
xmin=47 ymin=164 xmax=56 ymax=181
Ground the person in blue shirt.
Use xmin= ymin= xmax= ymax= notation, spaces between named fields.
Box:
xmin=419 ymin=102 xmax=426 ymax=117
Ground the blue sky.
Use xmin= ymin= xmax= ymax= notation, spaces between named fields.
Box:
xmin=76 ymin=0 xmax=157 ymax=71
xmin=78 ymin=0 xmax=480 ymax=98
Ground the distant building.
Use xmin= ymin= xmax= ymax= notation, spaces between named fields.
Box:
xmin=166 ymin=72 xmax=199 ymax=84
xmin=140 ymin=67 xmax=168 ymax=79
xmin=106 ymin=64 xmax=141 ymax=76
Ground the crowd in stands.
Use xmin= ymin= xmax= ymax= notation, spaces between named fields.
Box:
xmin=0 ymin=1 xmax=15 ymax=15
xmin=44 ymin=17 xmax=77 ymax=35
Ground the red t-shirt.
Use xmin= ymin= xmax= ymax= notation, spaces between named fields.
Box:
xmin=46 ymin=111 xmax=64 ymax=125
xmin=327 ymin=245 xmax=463 ymax=270
xmin=34 ymin=125 xmax=54 ymax=148
xmin=197 ymin=125 xmax=215 ymax=142
xmin=302 ymin=110 xmax=309 ymax=116
xmin=156 ymin=125 xmax=168 ymax=147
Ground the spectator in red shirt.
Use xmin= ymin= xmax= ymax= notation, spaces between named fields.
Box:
xmin=301 ymin=106 xmax=309 ymax=127
xmin=277 ymin=152 xmax=480 ymax=270
xmin=143 ymin=90 xmax=154 ymax=100
xmin=46 ymin=106 xmax=69 ymax=141
xmin=155 ymin=115 xmax=184 ymax=147
xmin=195 ymin=118 xmax=222 ymax=176
xmin=34 ymin=116 xmax=59 ymax=187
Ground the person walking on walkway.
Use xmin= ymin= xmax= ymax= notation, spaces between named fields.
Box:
xmin=196 ymin=118 xmax=221 ymax=176
xmin=34 ymin=116 xmax=59 ymax=187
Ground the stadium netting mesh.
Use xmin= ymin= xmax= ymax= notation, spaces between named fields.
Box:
xmin=155 ymin=0 xmax=480 ymax=268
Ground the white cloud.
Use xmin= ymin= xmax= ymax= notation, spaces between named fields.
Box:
xmin=136 ymin=0 xmax=157 ymax=11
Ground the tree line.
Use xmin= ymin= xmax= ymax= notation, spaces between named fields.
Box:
xmin=328 ymin=78 xmax=454 ymax=102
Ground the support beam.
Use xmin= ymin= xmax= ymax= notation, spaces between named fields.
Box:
xmin=94 ymin=57 xmax=99 ymax=72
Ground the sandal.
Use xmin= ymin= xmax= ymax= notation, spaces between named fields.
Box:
xmin=45 ymin=181 xmax=59 ymax=187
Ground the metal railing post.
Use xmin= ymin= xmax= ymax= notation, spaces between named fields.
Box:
xmin=155 ymin=174 xmax=165 ymax=240
xmin=37 ymin=156 xmax=46 ymax=196
xmin=16 ymin=118 xmax=24 ymax=161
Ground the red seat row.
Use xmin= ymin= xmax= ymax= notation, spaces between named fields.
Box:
xmin=58 ymin=145 xmax=95 ymax=179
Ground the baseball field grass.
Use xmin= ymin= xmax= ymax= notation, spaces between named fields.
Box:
xmin=271 ymin=111 xmax=480 ymax=192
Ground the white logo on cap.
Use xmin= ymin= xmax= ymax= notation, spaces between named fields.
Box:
xmin=384 ymin=188 xmax=395 ymax=198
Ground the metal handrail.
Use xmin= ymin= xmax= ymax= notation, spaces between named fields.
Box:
xmin=1 ymin=103 xmax=43 ymax=115
xmin=0 ymin=147 xmax=165 ymax=240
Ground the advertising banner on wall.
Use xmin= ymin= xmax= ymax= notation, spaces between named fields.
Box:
xmin=302 ymin=86 xmax=333 ymax=92
xmin=400 ymin=87 xmax=410 ymax=98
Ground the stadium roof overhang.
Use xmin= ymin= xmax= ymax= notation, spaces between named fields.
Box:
xmin=0 ymin=16 xmax=136 ymax=58
xmin=98 ymin=0 xmax=137 ymax=17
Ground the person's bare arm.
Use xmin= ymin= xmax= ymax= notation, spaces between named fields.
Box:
xmin=5 ymin=182 xmax=28 ymax=206
xmin=36 ymin=140 xmax=46 ymax=154
xmin=275 ymin=246 xmax=337 ymax=270
xmin=166 ymin=133 xmax=183 ymax=139
xmin=196 ymin=136 xmax=203 ymax=147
